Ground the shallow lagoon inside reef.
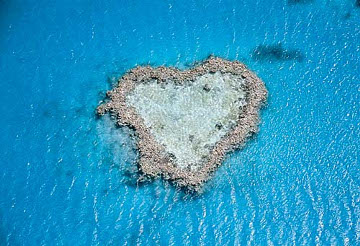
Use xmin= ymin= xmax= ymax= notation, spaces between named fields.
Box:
xmin=0 ymin=0 xmax=360 ymax=245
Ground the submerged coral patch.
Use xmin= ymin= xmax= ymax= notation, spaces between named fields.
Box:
xmin=97 ymin=56 xmax=267 ymax=191
xmin=252 ymin=43 xmax=304 ymax=62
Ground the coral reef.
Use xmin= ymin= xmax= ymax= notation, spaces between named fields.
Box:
xmin=97 ymin=56 xmax=267 ymax=191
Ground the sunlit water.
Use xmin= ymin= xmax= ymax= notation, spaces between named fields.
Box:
xmin=0 ymin=0 xmax=359 ymax=245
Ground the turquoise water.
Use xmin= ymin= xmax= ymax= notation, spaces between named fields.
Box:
xmin=1 ymin=0 xmax=360 ymax=245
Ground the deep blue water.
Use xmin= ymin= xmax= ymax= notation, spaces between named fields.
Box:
xmin=1 ymin=0 xmax=360 ymax=245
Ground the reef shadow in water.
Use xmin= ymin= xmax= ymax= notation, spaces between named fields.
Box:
xmin=252 ymin=43 xmax=304 ymax=62
xmin=356 ymin=0 xmax=360 ymax=8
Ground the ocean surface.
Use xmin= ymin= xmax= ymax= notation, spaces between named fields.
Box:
xmin=1 ymin=0 xmax=360 ymax=245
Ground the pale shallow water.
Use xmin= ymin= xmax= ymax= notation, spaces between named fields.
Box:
xmin=0 ymin=0 xmax=360 ymax=245
xmin=126 ymin=72 xmax=247 ymax=170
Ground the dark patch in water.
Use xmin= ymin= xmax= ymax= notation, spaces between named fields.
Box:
xmin=42 ymin=109 xmax=51 ymax=118
xmin=74 ymin=107 xmax=85 ymax=114
xmin=356 ymin=0 xmax=360 ymax=7
xmin=288 ymin=0 xmax=314 ymax=4
xmin=41 ymin=101 xmax=60 ymax=118
xmin=252 ymin=43 xmax=304 ymax=62
xmin=65 ymin=170 xmax=73 ymax=177
xmin=344 ymin=12 xmax=352 ymax=19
